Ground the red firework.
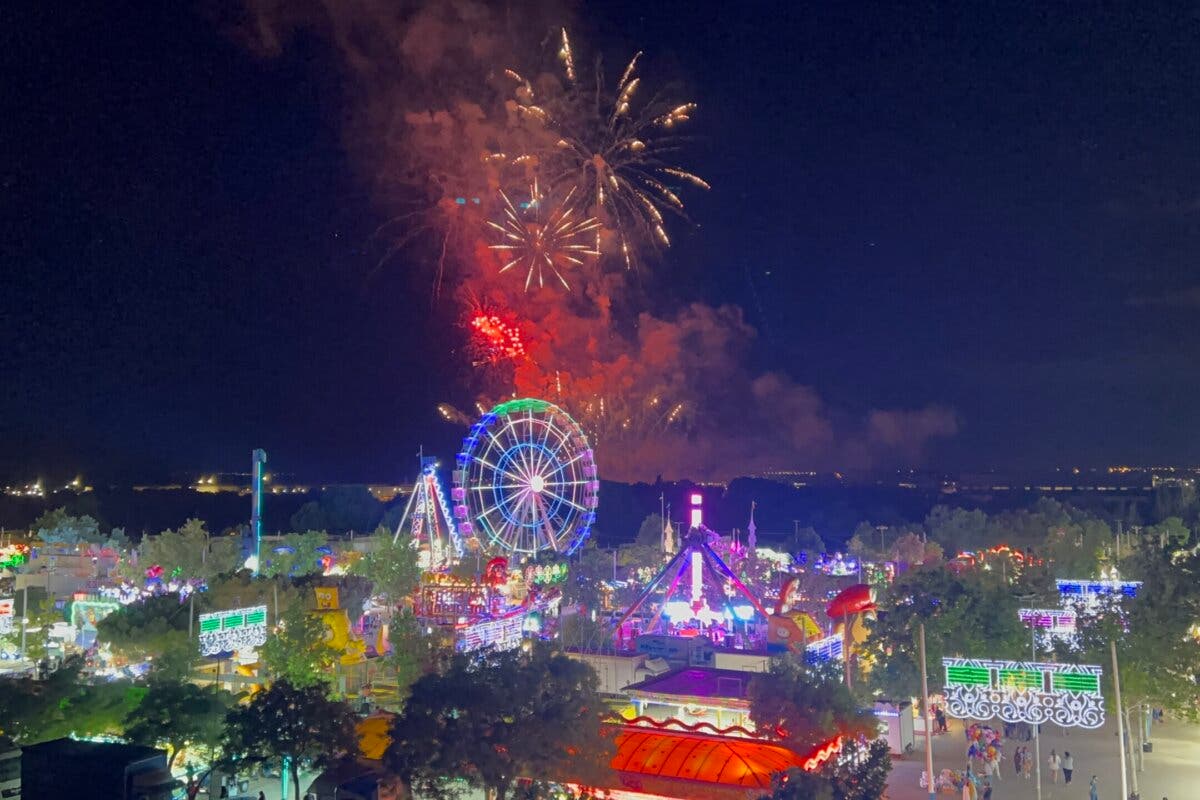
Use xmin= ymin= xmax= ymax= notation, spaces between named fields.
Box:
xmin=468 ymin=310 xmax=526 ymax=366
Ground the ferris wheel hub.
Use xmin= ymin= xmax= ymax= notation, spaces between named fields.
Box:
xmin=530 ymin=474 xmax=546 ymax=493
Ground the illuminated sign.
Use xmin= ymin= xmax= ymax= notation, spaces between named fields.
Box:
xmin=942 ymin=657 xmax=1104 ymax=729
xmin=1056 ymin=579 xmax=1141 ymax=611
xmin=314 ymin=587 xmax=339 ymax=610
xmin=198 ymin=605 xmax=268 ymax=656
xmin=1018 ymin=608 xmax=1077 ymax=631
xmin=806 ymin=633 xmax=843 ymax=663
xmin=455 ymin=613 xmax=525 ymax=653
xmin=70 ymin=599 xmax=119 ymax=630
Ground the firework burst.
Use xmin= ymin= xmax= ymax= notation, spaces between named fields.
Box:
xmin=486 ymin=181 xmax=600 ymax=291
xmin=507 ymin=29 xmax=709 ymax=269
xmin=466 ymin=307 xmax=527 ymax=366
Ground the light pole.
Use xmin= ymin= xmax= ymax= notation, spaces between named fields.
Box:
xmin=919 ymin=623 xmax=935 ymax=800
xmin=1111 ymin=640 xmax=1129 ymax=799
xmin=1031 ymin=621 xmax=1042 ymax=800
xmin=19 ymin=584 xmax=28 ymax=662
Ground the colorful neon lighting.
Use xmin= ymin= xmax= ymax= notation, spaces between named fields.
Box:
xmin=453 ymin=398 xmax=598 ymax=557
xmin=619 ymin=715 xmax=765 ymax=740
xmin=942 ymin=657 xmax=1104 ymax=728
xmin=395 ymin=458 xmax=462 ymax=569
xmin=198 ymin=605 xmax=268 ymax=656
xmin=70 ymin=599 xmax=119 ymax=630
xmin=801 ymin=736 xmax=844 ymax=772
xmin=1018 ymin=608 xmax=1077 ymax=631
xmin=805 ymin=634 xmax=843 ymax=663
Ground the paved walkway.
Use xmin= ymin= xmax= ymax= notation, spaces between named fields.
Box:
xmin=888 ymin=717 xmax=1199 ymax=800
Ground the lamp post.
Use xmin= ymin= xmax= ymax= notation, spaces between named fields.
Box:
xmin=1031 ymin=621 xmax=1042 ymax=800
xmin=1111 ymin=640 xmax=1129 ymax=799
xmin=919 ymin=623 xmax=935 ymax=800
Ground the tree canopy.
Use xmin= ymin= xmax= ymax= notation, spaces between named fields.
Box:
xmin=223 ymin=680 xmax=358 ymax=800
xmin=123 ymin=679 xmax=232 ymax=766
xmin=747 ymin=660 xmax=877 ymax=754
xmin=289 ymin=485 xmax=383 ymax=533
xmin=1067 ymin=544 xmax=1200 ymax=720
xmin=386 ymin=645 xmax=613 ymax=800
xmin=32 ymin=507 xmax=106 ymax=545
xmin=259 ymin=600 xmax=339 ymax=688
xmin=259 ymin=530 xmax=329 ymax=578
xmin=864 ymin=567 xmax=1027 ymax=699
xmin=762 ymin=739 xmax=891 ymax=800
xmin=0 ymin=657 xmax=144 ymax=743
xmin=137 ymin=519 xmax=240 ymax=581
xmin=349 ymin=527 xmax=421 ymax=602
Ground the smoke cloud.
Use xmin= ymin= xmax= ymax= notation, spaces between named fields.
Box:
xmin=232 ymin=0 xmax=958 ymax=481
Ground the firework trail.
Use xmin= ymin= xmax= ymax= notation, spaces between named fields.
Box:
xmin=506 ymin=29 xmax=709 ymax=269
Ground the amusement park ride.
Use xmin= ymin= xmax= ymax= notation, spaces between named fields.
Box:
xmin=397 ymin=398 xmax=597 ymax=652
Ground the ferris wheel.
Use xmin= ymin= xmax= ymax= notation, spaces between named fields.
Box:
xmin=451 ymin=398 xmax=599 ymax=558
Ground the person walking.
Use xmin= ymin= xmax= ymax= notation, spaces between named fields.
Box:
xmin=1013 ymin=745 xmax=1024 ymax=778
xmin=1048 ymin=749 xmax=1061 ymax=783
xmin=982 ymin=780 xmax=993 ymax=800
xmin=1022 ymin=745 xmax=1033 ymax=779
xmin=1089 ymin=775 xmax=1099 ymax=800
xmin=1062 ymin=751 xmax=1074 ymax=784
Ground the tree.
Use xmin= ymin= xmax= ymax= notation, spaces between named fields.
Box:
xmin=635 ymin=514 xmax=664 ymax=549
xmin=890 ymin=531 xmax=926 ymax=565
xmin=386 ymin=609 xmax=437 ymax=706
xmin=386 ymin=645 xmax=613 ymax=800
xmin=97 ymin=592 xmax=191 ymax=665
xmin=924 ymin=506 xmax=991 ymax=555
xmin=123 ymin=680 xmax=232 ymax=767
xmin=0 ymin=657 xmax=144 ymax=743
xmin=747 ymin=660 xmax=877 ymax=755
xmin=847 ymin=522 xmax=876 ymax=557
xmin=563 ymin=543 xmax=615 ymax=612
xmin=259 ymin=600 xmax=338 ymax=688
xmin=864 ymin=567 xmax=1027 ymax=700
xmin=763 ymin=739 xmax=890 ymax=800
xmin=32 ymin=507 xmax=103 ymax=545
xmin=17 ymin=594 xmax=61 ymax=663
xmin=260 ymin=530 xmax=329 ymax=578
xmin=922 ymin=540 xmax=945 ymax=564
xmin=138 ymin=519 xmax=240 ymax=581
xmin=787 ymin=525 xmax=825 ymax=556
xmin=350 ymin=527 xmax=421 ymax=602
xmin=1043 ymin=519 xmax=1112 ymax=577
xmin=1066 ymin=545 xmax=1200 ymax=721
xmin=1144 ymin=516 xmax=1190 ymax=550
xmin=290 ymin=485 xmax=383 ymax=533
xmin=223 ymin=680 xmax=358 ymax=800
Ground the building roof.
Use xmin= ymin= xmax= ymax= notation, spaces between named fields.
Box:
xmin=20 ymin=738 xmax=164 ymax=765
xmin=623 ymin=668 xmax=754 ymax=708
xmin=611 ymin=728 xmax=803 ymax=789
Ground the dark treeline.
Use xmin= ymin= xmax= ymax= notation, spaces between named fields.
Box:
xmin=5 ymin=476 xmax=1180 ymax=552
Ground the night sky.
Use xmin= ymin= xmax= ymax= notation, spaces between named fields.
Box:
xmin=5 ymin=2 xmax=1200 ymax=483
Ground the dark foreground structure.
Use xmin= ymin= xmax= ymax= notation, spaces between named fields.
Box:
xmin=19 ymin=739 xmax=175 ymax=800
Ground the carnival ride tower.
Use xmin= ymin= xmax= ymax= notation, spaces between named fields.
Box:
xmin=394 ymin=456 xmax=462 ymax=571
xmin=611 ymin=527 xmax=771 ymax=640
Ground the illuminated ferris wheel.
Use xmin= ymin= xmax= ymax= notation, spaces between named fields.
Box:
xmin=452 ymin=398 xmax=599 ymax=558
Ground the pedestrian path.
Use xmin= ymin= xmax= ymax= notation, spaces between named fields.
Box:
xmin=887 ymin=716 xmax=1200 ymax=799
